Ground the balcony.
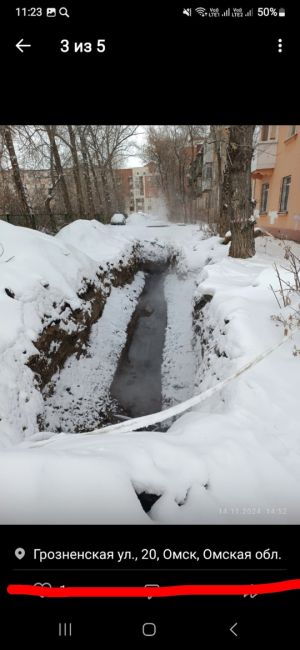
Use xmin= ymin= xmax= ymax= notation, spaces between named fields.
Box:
xmin=251 ymin=141 xmax=278 ymax=178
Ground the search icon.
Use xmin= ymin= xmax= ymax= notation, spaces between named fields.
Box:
xmin=59 ymin=7 xmax=70 ymax=18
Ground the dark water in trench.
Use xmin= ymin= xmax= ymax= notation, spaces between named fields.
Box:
xmin=110 ymin=271 xmax=167 ymax=418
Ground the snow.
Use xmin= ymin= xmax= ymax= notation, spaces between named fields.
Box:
xmin=57 ymin=218 xmax=135 ymax=265
xmin=1 ymin=216 xmax=300 ymax=524
xmin=162 ymin=272 xmax=197 ymax=408
xmin=110 ymin=213 xmax=126 ymax=225
xmin=0 ymin=219 xmax=139 ymax=445
xmin=0 ymin=447 xmax=149 ymax=524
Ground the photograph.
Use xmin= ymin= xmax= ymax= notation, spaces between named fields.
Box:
xmin=1 ymin=124 xmax=299 ymax=524
xmin=1 ymin=3 xmax=300 ymax=644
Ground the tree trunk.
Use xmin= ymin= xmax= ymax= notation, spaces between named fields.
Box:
xmin=228 ymin=125 xmax=255 ymax=259
xmin=100 ymin=168 xmax=112 ymax=220
xmin=50 ymin=147 xmax=55 ymax=186
xmin=1 ymin=126 xmax=36 ymax=229
xmin=45 ymin=175 xmax=62 ymax=233
xmin=86 ymin=148 xmax=105 ymax=218
xmin=219 ymin=160 xmax=230 ymax=237
xmin=86 ymin=126 xmax=112 ymax=219
xmin=211 ymin=125 xmax=227 ymax=236
xmin=229 ymin=220 xmax=255 ymax=257
xmin=45 ymin=126 xmax=73 ymax=218
xmin=77 ymin=127 xmax=96 ymax=218
xmin=67 ymin=125 xmax=85 ymax=217
xmin=45 ymin=200 xmax=58 ymax=234
xmin=109 ymin=160 xmax=122 ymax=212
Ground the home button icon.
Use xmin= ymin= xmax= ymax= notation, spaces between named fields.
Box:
xmin=142 ymin=622 xmax=157 ymax=637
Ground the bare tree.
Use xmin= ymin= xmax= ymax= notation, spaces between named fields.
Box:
xmin=0 ymin=125 xmax=36 ymax=228
xmin=44 ymin=125 xmax=73 ymax=217
xmin=143 ymin=125 xmax=204 ymax=221
xmin=87 ymin=125 xmax=139 ymax=218
xmin=44 ymin=175 xmax=62 ymax=233
xmin=67 ymin=125 xmax=85 ymax=217
xmin=227 ymin=125 xmax=255 ymax=258
xmin=0 ymin=124 xmax=140 ymax=227
xmin=86 ymin=145 xmax=105 ymax=218
xmin=210 ymin=125 xmax=226 ymax=236
xmin=77 ymin=126 xmax=96 ymax=218
xmin=219 ymin=146 xmax=230 ymax=237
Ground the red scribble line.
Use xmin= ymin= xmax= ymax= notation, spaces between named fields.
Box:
xmin=6 ymin=580 xmax=300 ymax=598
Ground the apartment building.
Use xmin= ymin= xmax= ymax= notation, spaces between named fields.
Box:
xmin=252 ymin=125 xmax=300 ymax=241
xmin=116 ymin=162 xmax=161 ymax=214
xmin=188 ymin=127 xmax=228 ymax=223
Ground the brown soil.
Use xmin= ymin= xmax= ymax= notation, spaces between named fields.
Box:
xmin=27 ymin=252 xmax=140 ymax=389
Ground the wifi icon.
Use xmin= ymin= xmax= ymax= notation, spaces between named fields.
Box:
xmin=195 ymin=6 xmax=207 ymax=16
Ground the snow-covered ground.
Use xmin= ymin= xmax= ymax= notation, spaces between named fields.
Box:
xmin=162 ymin=271 xmax=197 ymax=408
xmin=1 ymin=215 xmax=300 ymax=523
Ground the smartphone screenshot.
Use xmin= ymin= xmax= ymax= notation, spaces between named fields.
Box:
xmin=0 ymin=1 xmax=299 ymax=643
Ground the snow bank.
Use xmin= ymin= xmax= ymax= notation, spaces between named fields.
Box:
xmin=56 ymin=218 xmax=135 ymax=265
xmin=0 ymin=220 xmax=139 ymax=445
xmin=0 ymin=446 xmax=149 ymax=524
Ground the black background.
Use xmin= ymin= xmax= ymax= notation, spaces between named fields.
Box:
xmin=2 ymin=525 xmax=300 ymax=642
xmin=0 ymin=1 xmax=298 ymax=122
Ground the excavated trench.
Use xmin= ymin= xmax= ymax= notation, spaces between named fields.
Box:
xmin=34 ymin=252 xmax=179 ymax=435
xmin=109 ymin=263 xmax=171 ymax=514
xmin=28 ymin=251 xmax=214 ymax=516
xmin=110 ymin=264 xmax=168 ymax=420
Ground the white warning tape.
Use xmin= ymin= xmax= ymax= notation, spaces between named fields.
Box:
xmin=80 ymin=326 xmax=297 ymax=437
xmin=27 ymin=326 xmax=297 ymax=449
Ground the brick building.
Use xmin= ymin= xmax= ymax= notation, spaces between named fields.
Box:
xmin=116 ymin=162 xmax=162 ymax=214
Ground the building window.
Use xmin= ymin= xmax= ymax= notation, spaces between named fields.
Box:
xmin=288 ymin=125 xmax=297 ymax=137
xmin=260 ymin=125 xmax=277 ymax=141
xmin=279 ymin=176 xmax=291 ymax=212
xmin=268 ymin=125 xmax=277 ymax=140
xmin=260 ymin=183 xmax=269 ymax=214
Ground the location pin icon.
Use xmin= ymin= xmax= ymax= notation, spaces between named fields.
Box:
xmin=15 ymin=547 xmax=25 ymax=560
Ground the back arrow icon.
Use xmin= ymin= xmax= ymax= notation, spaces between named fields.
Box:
xmin=230 ymin=622 xmax=238 ymax=637
xmin=16 ymin=39 xmax=31 ymax=53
